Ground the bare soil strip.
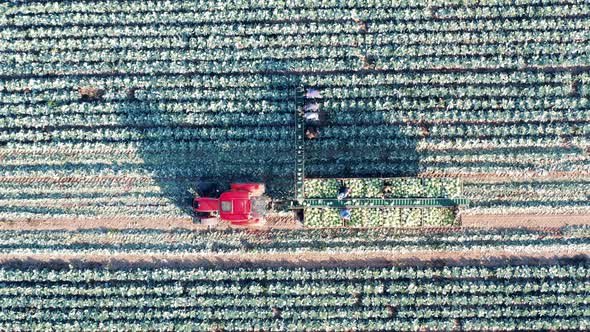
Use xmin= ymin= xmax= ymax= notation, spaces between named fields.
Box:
xmin=0 ymin=214 xmax=588 ymax=231
xmin=0 ymin=216 xmax=302 ymax=230
xmin=0 ymin=249 xmax=587 ymax=270
xmin=461 ymin=214 xmax=590 ymax=228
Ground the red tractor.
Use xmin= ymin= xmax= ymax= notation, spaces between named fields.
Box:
xmin=193 ymin=183 xmax=266 ymax=226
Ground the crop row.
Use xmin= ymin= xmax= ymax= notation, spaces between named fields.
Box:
xmin=4 ymin=78 xmax=588 ymax=104
xmin=0 ymin=226 xmax=585 ymax=255
xmin=3 ymin=37 xmax=586 ymax=62
xmin=2 ymin=11 xmax=588 ymax=39
xmin=304 ymin=178 xmax=462 ymax=198
xmin=2 ymin=318 xmax=587 ymax=332
xmin=4 ymin=0 xmax=576 ymax=15
xmin=0 ymin=264 xmax=587 ymax=330
xmin=4 ymin=3 xmax=588 ymax=27
xmin=2 ymin=71 xmax=584 ymax=92
xmin=2 ymin=122 xmax=586 ymax=144
xmin=1 ymin=135 xmax=582 ymax=155
xmin=1 ymin=159 xmax=583 ymax=184
xmin=4 ymin=55 xmax=589 ymax=78
xmin=4 ymin=264 xmax=589 ymax=282
xmin=304 ymin=207 xmax=458 ymax=227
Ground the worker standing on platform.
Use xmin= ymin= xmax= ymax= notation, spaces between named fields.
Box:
xmin=339 ymin=208 xmax=351 ymax=220
xmin=338 ymin=186 xmax=352 ymax=200
xmin=304 ymin=102 xmax=319 ymax=112
xmin=302 ymin=88 xmax=325 ymax=125
xmin=301 ymin=101 xmax=326 ymax=124
xmin=305 ymin=127 xmax=319 ymax=140
xmin=305 ymin=89 xmax=322 ymax=99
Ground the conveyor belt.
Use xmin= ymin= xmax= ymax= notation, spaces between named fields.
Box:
xmin=294 ymin=89 xmax=305 ymax=202
xmin=303 ymin=198 xmax=469 ymax=208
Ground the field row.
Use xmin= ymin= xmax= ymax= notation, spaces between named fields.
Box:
xmin=2 ymin=72 xmax=584 ymax=91
xmin=5 ymin=84 xmax=590 ymax=106
xmin=1 ymin=136 xmax=584 ymax=154
xmin=305 ymin=207 xmax=458 ymax=227
xmin=4 ymin=56 xmax=590 ymax=78
xmin=0 ymin=226 xmax=583 ymax=255
xmin=4 ymin=0 xmax=578 ymax=15
xmin=304 ymin=178 xmax=462 ymax=198
xmin=0 ymin=169 xmax=587 ymax=217
xmin=2 ymin=123 xmax=587 ymax=144
xmin=2 ymin=161 xmax=586 ymax=180
xmin=0 ymin=226 xmax=577 ymax=252
xmin=0 ymin=263 xmax=587 ymax=330
xmin=3 ymin=150 xmax=583 ymax=171
xmin=3 ymin=3 xmax=589 ymax=26
xmin=2 ymin=34 xmax=587 ymax=58
xmin=2 ymin=21 xmax=588 ymax=47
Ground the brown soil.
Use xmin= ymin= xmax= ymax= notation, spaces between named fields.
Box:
xmin=462 ymin=214 xmax=590 ymax=228
xmin=0 ymin=213 xmax=588 ymax=231
xmin=0 ymin=215 xmax=303 ymax=231
xmin=0 ymin=249 xmax=587 ymax=270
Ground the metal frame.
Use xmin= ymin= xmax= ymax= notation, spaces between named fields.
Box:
xmin=303 ymin=198 xmax=469 ymax=208
xmin=294 ymin=86 xmax=305 ymax=202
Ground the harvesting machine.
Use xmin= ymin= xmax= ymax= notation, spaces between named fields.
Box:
xmin=192 ymin=88 xmax=469 ymax=227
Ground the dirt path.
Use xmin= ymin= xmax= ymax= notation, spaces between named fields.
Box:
xmin=0 ymin=215 xmax=302 ymax=231
xmin=0 ymin=213 xmax=587 ymax=231
xmin=0 ymin=248 xmax=587 ymax=270
xmin=461 ymin=214 xmax=590 ymax=228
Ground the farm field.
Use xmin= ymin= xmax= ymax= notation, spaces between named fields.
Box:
xmin=0 ymin=0 xmax=589 ymax=222
xmin=0 ymin=1 xmax=590 ymax=330
xmin=0 ymin=261 xmax=589 ymax=330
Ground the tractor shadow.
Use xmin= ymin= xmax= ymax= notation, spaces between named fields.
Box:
xmin=121 ymin=69 xmax=301 ymax=216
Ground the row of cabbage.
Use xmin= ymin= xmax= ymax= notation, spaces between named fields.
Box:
xmin=304 ymin=207 xmax=458 ymax=227
xmin=0 ymin=226 xmax=585 ymax=255
xmin=304 ymin=178 xmax=462 ymax=198
xmin=3 ymin=122 xmax=586 ymax=145
xmin=2 ymin=71 xmax=585 ymax=101
xmin=2 ymin=39 xmax=585 ymax=70
xmin=0 ymin=264 xmax=587 ymax=331
xmin=4 ymin=0 xmax=577 ymax=14
xmin=4 ymin=3 xmax=586 ymax=26
xmin=3 ymin=80 xmax=587 ymax=110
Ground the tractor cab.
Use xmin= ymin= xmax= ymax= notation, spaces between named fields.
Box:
xmin=193 ymin=183 xmax=265 ymax=226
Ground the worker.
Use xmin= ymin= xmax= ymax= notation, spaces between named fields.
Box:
xmin=303 ymin=111 xmax=319 ymax=121
xmin=304 ymin=103 xmax=319 ymax=112
xmin=305 ymin=89 xmax=321 ymax=99
xmin=339 ymin=208 xmax=351 ymax=220
xmin=303 ymin=110 xmax=326 ymax=124
xmin=305 ymin=127 xmax=319 ymax=140
xmin=337 ymin=186 xmax=352 ymax=200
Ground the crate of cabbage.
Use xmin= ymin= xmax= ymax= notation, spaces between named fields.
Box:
xmin=303 ymin=178 xmax=462 ymax=199
xmin=304 ymin=207 xmax=458 ymax=228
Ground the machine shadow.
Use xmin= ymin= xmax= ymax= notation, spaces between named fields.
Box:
xmin=123 ymin=70 xmax=301 ymax=216
xmin=305 ymin=90 xmax=422 ymax=179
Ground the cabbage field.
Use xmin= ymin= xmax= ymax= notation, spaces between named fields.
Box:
xmin=0 ymin=263 xmax=589 ymax=330
xmin=1 ymin=1 xmax=590 ymax=330
xmin=1 ymin=0 xmax=589 ymax=222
